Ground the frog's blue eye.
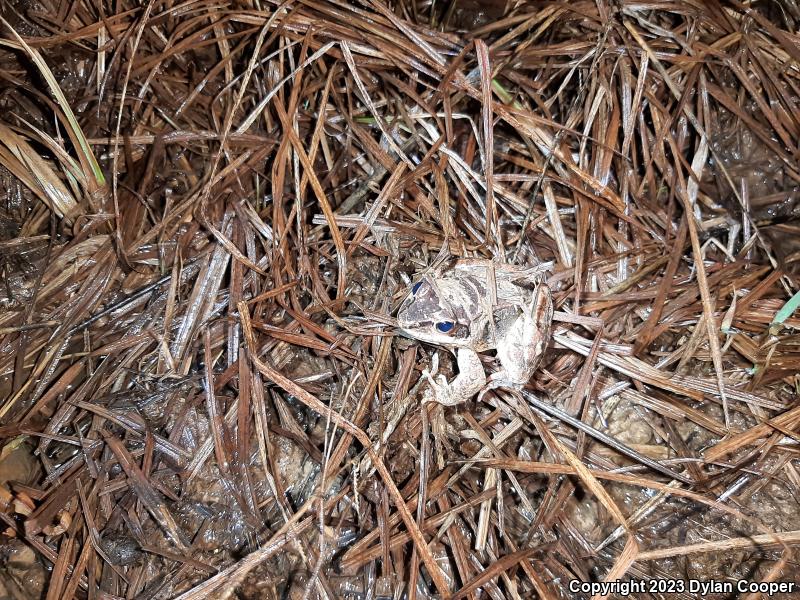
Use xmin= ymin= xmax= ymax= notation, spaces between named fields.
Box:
xmin=412 ymin=282 xmax=422 ymax=294
xmin=436 ymin=321 xmax=454 ymax=333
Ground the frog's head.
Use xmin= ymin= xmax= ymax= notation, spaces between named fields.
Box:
xmin=396 ymin=277 xmax=470 ymax=346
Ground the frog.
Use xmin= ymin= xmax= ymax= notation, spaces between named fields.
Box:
xmin=397 ymin=259 xmax=553 ymax=405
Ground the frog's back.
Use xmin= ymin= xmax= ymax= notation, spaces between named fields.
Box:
xmin=450 ymin=260 xmax=539 ymax=308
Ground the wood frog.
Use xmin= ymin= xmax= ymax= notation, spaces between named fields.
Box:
xmin=397 ymin=259 xmax=553 ymax=405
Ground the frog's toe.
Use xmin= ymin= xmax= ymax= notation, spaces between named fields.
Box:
xmin=422 ymin=387 xmax=436 ymax=404
xmin=431 ymin=387 xmax=465 ymax=406
xmin=477 ymin=371 xmax=525 ymax=403
xmin=488 ymin=369 xmax=522 ymax=387
xmin=425 ymin=378 xmax=459 ymax=405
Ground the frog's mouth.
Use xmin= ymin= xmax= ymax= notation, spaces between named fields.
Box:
xmin=397 ymin=314 xmax=471 ymax=347
xmin=397 ymin=325 xmax=471 ymax=350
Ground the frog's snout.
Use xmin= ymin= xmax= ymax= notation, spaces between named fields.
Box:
xmin=395 ymin=291 xmax=415 ymax=327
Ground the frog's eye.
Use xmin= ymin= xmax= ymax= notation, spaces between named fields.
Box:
xmin=411 ymin=282 xmax=422 ymax=294
xmin=436 ymin=321 xmax=454 ymax=333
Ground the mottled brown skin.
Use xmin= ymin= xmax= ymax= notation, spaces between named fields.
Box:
xmin=397 ymin=259 xmax=553 ymax=405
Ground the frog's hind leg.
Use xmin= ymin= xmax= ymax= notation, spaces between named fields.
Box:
xmin=493 ymin=284 xmax=553 ymax=388
xmin=425 ymin=348 xmax=486 ymax=406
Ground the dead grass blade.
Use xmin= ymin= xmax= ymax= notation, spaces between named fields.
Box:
xmin=0 ymin=123 xmax=81 ymax=223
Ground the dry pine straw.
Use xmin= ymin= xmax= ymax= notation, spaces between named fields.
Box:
xmin=0 ymin=1 xmax=799 ymax=598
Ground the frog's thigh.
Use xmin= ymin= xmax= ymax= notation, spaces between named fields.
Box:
xmin=432 ymin=348 xmax=486 ymax=405
xmin=497 ymin=314 xmax=545 ymax=385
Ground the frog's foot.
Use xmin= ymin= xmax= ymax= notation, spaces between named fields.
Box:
xmin=423 ymin=348 xmax=486 ymax=406
xmin=424 ymin=373 xmax=467 ymax=406
xmin=476 ymin=370 xmax=524 ymax=403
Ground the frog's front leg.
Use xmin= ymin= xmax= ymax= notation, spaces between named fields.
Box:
xmin=425 ymin=347 xmax=486 ymax=406
xmin=494 ymin=284 xmax=553 ymax=387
